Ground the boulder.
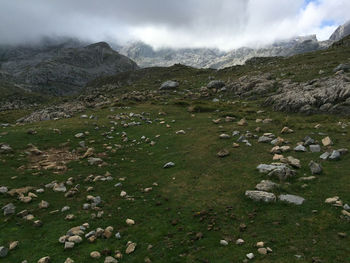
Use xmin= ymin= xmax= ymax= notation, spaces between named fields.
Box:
xmin=207 ymin=80 xmax=225 ymax=89
xmin=309 ymin=161 xmax=322 ymax=174
xmin=160 ymin=80 xmax=179 ymax=90
xmin=255 ymin=180 xmax=278 ymax=191
xmin=279 ymin=194 xmax=305 ymax=205
xmin=245 ymin=190 xmax=276 ymax=202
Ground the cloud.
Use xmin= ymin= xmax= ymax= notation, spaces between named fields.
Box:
xmin=0 ymin=0 xmax=349 ymax=50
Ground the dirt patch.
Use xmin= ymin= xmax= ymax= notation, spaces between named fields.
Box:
xmin=28 ymin=147 xmax=78 ymax=174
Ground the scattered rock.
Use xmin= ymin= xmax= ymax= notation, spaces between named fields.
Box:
xmin=322 ymin=136 xmax=333 ymax=147
xmin=279 ymin=194 xmax=305 ymax=205
xmin=160 ymin=80 xmax=179 ymax=90
xmin=90 ymin=251 xmax=101 ymax=259
xmin=163 ymin=162 xmax=175 ymax=168
xmin=37 ymin=256 xmax=50 ymax=263
xmin=0 ymin=246 xmax=8 ymax=258
xmin=126 ymin=242 xmax=137 ymax=254
xmin=246 ymin=253 xmax=254 ymax=260
xmin=255 ymin=180 xmax=278 ymax=191
xmin=309 ymin=161 xmax=322 ymax=174
xmin=220 ymin=240 xmax=228 ymax=246
xmin=245 ymin=190 xmax=276 ymax=202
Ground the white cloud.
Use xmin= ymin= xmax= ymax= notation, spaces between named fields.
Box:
xmin=0 ymin=0 xmax=349 ymax=50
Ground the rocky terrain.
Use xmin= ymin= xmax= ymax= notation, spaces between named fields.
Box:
xmin=329 ymin=20 xmax=350 ymax=41
xmin=0 ymin=19 xmax=350 ymax=263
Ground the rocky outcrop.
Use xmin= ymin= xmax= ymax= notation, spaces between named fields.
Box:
xmin=264 ymin=74 xmax=350 ymax=115
xmin=329 ymin=20 xmax=350 ymax=41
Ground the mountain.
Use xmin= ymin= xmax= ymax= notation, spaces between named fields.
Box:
xmin=117 ymin=35 xmax=332 ymax=69
xmin=0 ymin=40 xmax=138 ymax=95
xmin=329 ymin=20 xmax=350 ymax=41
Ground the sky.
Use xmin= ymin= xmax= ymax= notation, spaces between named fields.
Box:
xmin=0 ymin=0 xmax=349 ymax=51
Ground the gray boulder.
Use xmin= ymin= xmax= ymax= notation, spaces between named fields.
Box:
xmin=309 ymin=145 xmax=321 ymax=152
xmin=279 ymin=194 xmax=305 ymax=205
xmin=329 ymin=150 xmax=341 ymax=160
xmin=0 ymin=143 xmax=13 ymax=154
xmin=294 ymin=145 xmax=307 ymax=152
xmin=309 ymin=161 xmax=322 ymax=174
xmin=245 ymin=190 xmax=276 ymax=202
xmin=0 ymin=246 xmax=8 ymax=258
xmin=333 ymin=63 xmax=350 ymax=73
xmin=2 ymin=203 xmax=15 ymax=216
xmin=207 ymin=80 xmax=225 ymax=89
xmin=255 ymin=180 xmax=278 ymax=191
xmin=320 ymin=152 xmax=330 ymax=160
xmin=159 ymin=80 xmax=179 ymax=90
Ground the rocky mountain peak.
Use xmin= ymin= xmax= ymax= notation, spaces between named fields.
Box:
xmin=329 ymin=20 xmax=350 ymax=41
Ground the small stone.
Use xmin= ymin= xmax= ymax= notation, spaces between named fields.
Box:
xmin=258 ymin=248 xmax=267 ymax=255
xmin=320 ymin=152 xmax=330 ymax=160
xmin=236 ymin=239 xmax=245 ymax=245
xmin=279 ymin=194 xmax=305 ymax=205
xmin=9 ymin=241 xmax=18 ymax=250
xmin=325 ymin=196 xmax=339 ymax=204
xmin=61 ymin=206 xmax=70 ymax=212
xmin=309 ymin=145 xmax=321 ymax=153
xmin=220 ymin=240 xmax=228 ymax=246
xmin=2 ymin=203 xmax=15 ymax=216
xmin=0 ymin=186 xmax=8 ymax=194
xmin=65 ymin=214 xmax=75 ymax=220
xmin=64 ymin=242 xmax=75 ymax=249
xmin=219 ymin=133 xmax=230 ymax=139
xmin=163 ymin=162 xmax=175 ymax=168
xmin=68 ymin=235 xmax=82 ymax=243
xmin=104 ymin=256 xmax=118 ymax=263
xmin=281 ymin=127 xmax=293 ymax=134
xmin=90 ymin=251 xmax=101 ymax=259
xmin=329 ymin=150 xmax=340 ymax=160
xmin=246 ymin=253 xmax=254 ymax=260
xmin=126 ymin=218 xmax=135 ymax=225
xmin=38 ymin=200 xmax=49 ymax=209
xmin=237 ymin=118 xmax=247 ymax=126
xmin=126 ymin=242 xmax=136 ymax=254
xmin=256 ymin=241 xmax=264 ymax=248
xmin=341 ymin=210 xmax=350 ymax=217
xmin=75 ymin=133 xmax=85 ymax=138
xmin=294 ymin=145 xmax=306 ymax=152
xmin=217 ymin=149 xmax=230 ymax=158
xmin=37 ymin=256 xmax=50 ymax=263
xmin=322 ymin=136 xmax=333 ymax=146
xmin=309 ymin=161 xmax=322 ymax=175
xmin=0 ymin=246 xmax=8 ymax=258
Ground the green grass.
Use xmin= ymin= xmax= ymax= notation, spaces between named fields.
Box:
xmin=0 ymin=101 xmax=349 ymax=263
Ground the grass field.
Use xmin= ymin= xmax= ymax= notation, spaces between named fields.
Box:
xmin=1 ymin=100 xmax=349 ymax=262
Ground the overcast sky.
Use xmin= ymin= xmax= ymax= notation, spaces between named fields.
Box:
xmin=0 ymin=0 xmax=349 ymax=50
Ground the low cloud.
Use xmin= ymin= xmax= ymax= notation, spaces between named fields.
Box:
xmin=0 ymin=0 xmax=349 ymax=50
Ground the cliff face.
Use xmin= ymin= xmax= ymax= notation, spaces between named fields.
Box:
xmin=0 ymin=41 xmax=138 ymax=95
xmin=329 ymin=20 xmax=350 ymax=41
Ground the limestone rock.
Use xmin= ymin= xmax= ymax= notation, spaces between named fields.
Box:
xmin=245 ymin=190 xmax=276 ymax=202
xmin=160 ymin=80 xmax=179 ymax=90
xmin=279 ymin=194 xmax=305 ymax=205
xmin=309 ymin=161 xmax=322 ymax=174
xmin=255 ymin=180 xmax=278 ymax=191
